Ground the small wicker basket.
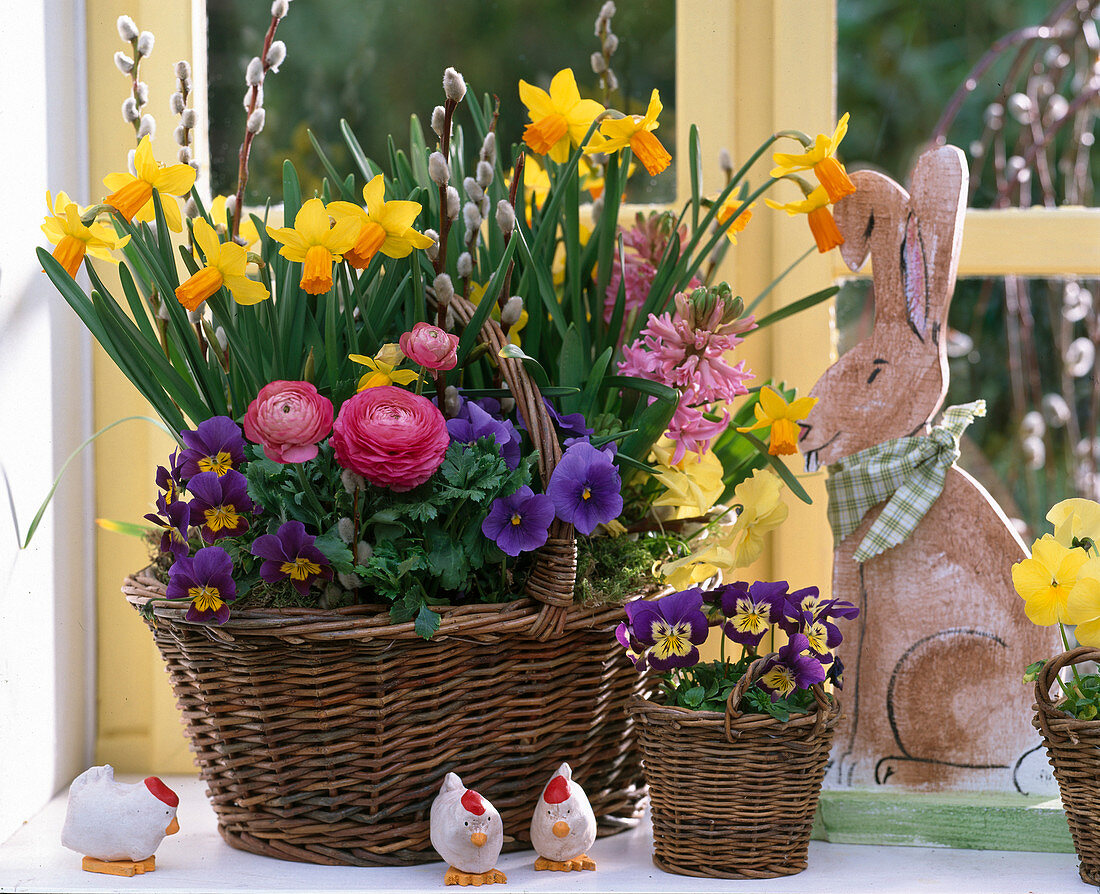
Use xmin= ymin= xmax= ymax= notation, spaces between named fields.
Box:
xmin=125 ymin=293 xmax=650 ymax=865
xmin=1033 ymin=646 xmax=1100 ymax=886
xmin=628 ymin=657 xmax=840 ymax=879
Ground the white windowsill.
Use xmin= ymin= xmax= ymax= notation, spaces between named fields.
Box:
xmin=0 ymin=776 xmax=1085 ymax=893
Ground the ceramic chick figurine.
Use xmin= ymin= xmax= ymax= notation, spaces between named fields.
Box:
xmin=61 ymin=765 xmax=179 ymax=876
xmin=430 ymin=772 xmax=506 ymax=886
xmin=530 ymin=762 xmax=596 ymax=871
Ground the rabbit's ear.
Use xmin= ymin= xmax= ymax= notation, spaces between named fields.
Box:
xmin=834 ymin=170 xmax=904 ymax=273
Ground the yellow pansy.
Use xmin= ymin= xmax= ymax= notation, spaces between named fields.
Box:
xmin=737 ymin=386 xmax=817 ymax=456
xmin=175 ymin=219 xmax=269 ymax=311
xmin=588 ymin=89 xmax=671 ymax=177
xmin=208 ymin=194 xmax=260 ymax=248
xmin=41 ymin=191 xmax=130 ymax=278
xmin=770 ymin=113 xmax=856 ymax=203
xmin=716 ymin=199 xmax=754 ymax=245
xmin=328 ymin=175 xmax=434 ymax=269
xmin=519 ymin=68 xmax=605 ymax=164
xmin=766 ymin=186 xmax=844 ymax=254
xmin=1066 ymin=558 xmax=1100 ymax=645
xmin=469 ymin=282 xmax=527 ymax=345
xmin=1047 ymin=498 xmax=1100 ymax=553
xmin=102 ymin=136 xmax=196 ymax=229
xmin=650 ymin=438 xmax=724 ymax=520
xmin=265 ymin=198 xmax=359 ymax=295
xmin=349 ymin=344 xmax=419 ymax=391
xmin=1012 ymin=535 xmax=1092 ymax=626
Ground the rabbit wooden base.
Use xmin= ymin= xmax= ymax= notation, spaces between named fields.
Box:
xmin=802 ymin=145 xmax=1058 ymax=793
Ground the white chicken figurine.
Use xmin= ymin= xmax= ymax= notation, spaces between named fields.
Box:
xmin=61 ymin=765 xmax=180 ymax=876
xmin=530 ymin=762 xmax=596 ymax=871
xmin=429 ymin=772 xmax=506 ymax=886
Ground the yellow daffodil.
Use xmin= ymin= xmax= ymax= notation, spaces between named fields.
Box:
xmin=328 ymin=175 xmax=434 ymax=269
xmin=1067 ymin=558 xmax=1100 ymax=645
xmin=1012 ymin=535 xmax=1092 ymax=626
xmin=737 ymin=386 xmax=817 ymax=456
xmin=650 ymin=438 xmax=724 ymax=520
xmin=578 ymin=155 xmax=635 ymax=200
xmin=766 ymin=186 xmax=844 ymax=254
xmin=349 ymin=344 xmax=419 ymax=390
xmin=725 ymin=469 xmax=789 ymax=568
xmin=1048 ymin=498 xmax=1100 ymax=553
xmin=520 ymin=154 xmax=551 ymax=209
xmin=519 ymin=68 xmax=605 ymax=163
xmin=771 ymin=113 xmax=856 ymax=203
xmin=40 ymin=191 xmax=130 ymax=278
xmin=717 ymin=199 xmax=754 ymax=245
xmin=208 ymin=194 xmax=260 ymax=248
xmin=102 ymin=136 xmax=196 ymax=228
xmin=588 ymin=89 xmax=671 ymax=177
xmin=265 ymin=198 xmax=359 ymax=295
xmin=175 ymin=219 xmax=269 ymax=311
xmin=469 ymin=281 xmax=527 ymax=345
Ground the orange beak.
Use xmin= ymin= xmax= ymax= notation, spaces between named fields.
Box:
xmin=552 ymin=821 xmax=570 ymax=839
xmin=165 ymin=817 xmax=180 ymax=836
xmin=470 ymin=831 xmax=487 ymax=848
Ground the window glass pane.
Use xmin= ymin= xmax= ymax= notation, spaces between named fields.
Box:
xmin=206 ymin=0 xmax=675 ymax=205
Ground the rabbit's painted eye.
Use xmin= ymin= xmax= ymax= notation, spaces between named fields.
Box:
xmin=867 ymin=358 xmax=888 ymax=384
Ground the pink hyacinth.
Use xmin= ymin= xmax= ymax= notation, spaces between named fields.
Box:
xmin=603 ymin=212 xmax=700 ymax=325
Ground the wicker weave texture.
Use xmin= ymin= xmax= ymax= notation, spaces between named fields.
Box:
xmin=1034 ymin=646 xmax=1100 ymax=886
xmin=126 ymin=572 xmax=648 ymax=866
xmin=627 ymin=665 xmax=839 ymax=879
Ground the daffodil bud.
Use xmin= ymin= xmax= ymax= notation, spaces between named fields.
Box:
xmin=428 ymin=150 xmax=450 ymax=185
xmin=463 ymin=201 xmax=481 ymax=230
xmin=443 ymin=67 xmax=466 ymax=103
xmin=247 ymin=109 xmax=266 ymax=134
xmin=444 ymin=385 xmax=461 ymax=418
xmin=265 ymin=40 xmax=286 ymax=72
xmin=501 ymin=296 xmax=524 ymax=327
xmin=246 ymin=56 xmax=264 ymax=87
xmin=137 ymin=114 xmax=156 ymax=139
xmin=178 ymin=146 xmax=192 ymax=164
xmin=445 ymin=186 xmax=460 ymax=220
xmin=134 ymin=81 xmax=149 ymax=105
xmin=175 ymin=60 xmax=191 ymax=80
xmin=476 ymin=159 xmax=493 ymax=189
xmin=603 ymin=32 xmax=619 ymax=54
xmin=337 ymin=517 xmax=355 ymax=543
xmin=114 ymin=52 xmax=134 ymax=74
xmin=590 ymin=52 xmax=607 ymax=74
xmin=121 ymin=97 xmax=140 ymax=123
xmin=185 ymin=197 xmax=199 ymax=218
xmin=480 ymin=132 xmax=496 ymax=164
xmin=457 ymin=252 xmax=473 ymax=278
xmin=434 ymin=273 xmax=455 ymax=306
xmin=117 ymin=16 xmax=139 ymax=41
xmin=430 ymin=105 xmax=448 ymax=138
xmin=495 ymin=199 xmax=515 ymax=235
xmin=424 ymin=228 xmax=439 ymax=261
xmin=136 ymin=31 xmax=154 ymax=57
xmin=181 ymin=108 xmax=196 ymax=129
xmin=174 ymin=125 xmax=187 ymax=145
xmin=718 ymin=147 xmax=733 ymax=174
xmin=271 ymin=0 xmax=290 ymax=17
xmin=170 ymin=91 xmax=186 ymax=115
xmin=340 ymin=469 xmax=365 ymax=495
xmin=463 ymin=177 xmax=483 ymax=203
xmin=245 ymin=85 xmax=262 ymax=111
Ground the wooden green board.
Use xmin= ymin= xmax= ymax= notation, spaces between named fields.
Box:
xmin=812 ymin=791 xmax=1075 ymax=853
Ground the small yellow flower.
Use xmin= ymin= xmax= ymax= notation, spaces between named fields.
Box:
xmin=725 ymin=469 xmax=789 ymax=568
xmin=737 ymin=386 xmax=817 ymax=456
xmin=1048 ymin=498 xmax=1100 ymax=552
xmin=519 ymin=68 xmax=606 ymax=163
xmin=102 ymin=136 xmax=196 ymax=228
xmin=40 ymin=191 xmax=130 ymax=278
xmin=175 ymin=219 xmax=269 ymax=311
xmin=766 ymin=186 xmax=844 ymax=254
xmin=208 ymin=194 xmax=260 ymax=248
xmin=349 ymin=344 xmax=419 ymax=390
xmin=650 ymin=438 xmax=724 ymax=520
xmin=265 ymin=198 xmax=359 ymax=295
xmin=1012 ymin=535 xmax=1092 ymax=626
xmin=328 ymin=175 xmax=434 ymax=269
xmin=588 ymin=89 xmax=671 ymax=177
xmin=716 ymin=199 xmax=754 ymax=245
xmin=771 ymin=113 xmax=856 ymax=203
xmin=1067 ymin=558 xmax=1100 ymax=646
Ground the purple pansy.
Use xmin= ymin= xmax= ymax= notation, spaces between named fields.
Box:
xmin=481 ymin=485 xmax=555 ymax=556
xmin=154 ymin=449 xmax=186 ymax=502
xmin=251 ymin=520 xmax=333 ymax=595
xmin=757 ymin=634 xmax=827 ymax=698
xmin=615 ymin=620 xmax=648 ymax=668
xmin=543 ymin=397 xmax=594 ymax=439
xmin=447 ymin=400 xmax=522 ymax=469
xmin=825 ymin=653 xmax=845 ymax=690
xmin=165 ymin=545 xmax=237 ymax=624
xmin=625 ymin=588 xmax=709 ymax=671
xmin=187 ymin=469 xmax=253 ymax=543
xmin=177 ymin=416 xmax=247 ymax=480
xmin=718 ymin=580 xmax=789 ymax=651
xmin=144 ymin=491 xmax=192 ymax=558
xmin=546 ymin=441 xmax=623 ymax=535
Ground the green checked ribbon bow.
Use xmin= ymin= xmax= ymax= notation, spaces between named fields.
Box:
xmin=825 ymin=400 xmax=986 ymax=563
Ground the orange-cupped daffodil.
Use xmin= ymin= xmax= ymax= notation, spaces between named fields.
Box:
xmin=349 ymin=344 xmax=419 ymax=391
xmin=175 ymin=219 xmax=269 ymax=311
xmin=102 ymin=136 xmax=196 ymax=229
xmin=737 ymin=386 xmax=817 ymax=456
xmin=766 ymin=186 xmax=844 ymax=254
xmin=328 ymin=175 xmax=434 ymax=269
xmin=41 ymin=191 xmax=130 ymax=278
xmin=208 ymin=194 xmax=260 ymax=248
xmin=771 ymin=113 xmax=856 ymax=203
xmin=588 ymin=89 xmax=671 ymax=177
xmin=1012 ymin=535 xmax=1094 ymax=627
xmin=519 ymin=68 xmax=605 ymax=164
xmin=265 ymin=198 xmax=359 ymax=295
xmin=716 ymin=199 xmax=754 ymax=245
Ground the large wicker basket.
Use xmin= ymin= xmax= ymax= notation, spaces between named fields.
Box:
xmin=124 ymin=293 xmax=648 ymax=865
xmin=628 ymin=657 xmax=840 ymax=879
xmin=1033 ymin=646 xmax=1100 ymax=886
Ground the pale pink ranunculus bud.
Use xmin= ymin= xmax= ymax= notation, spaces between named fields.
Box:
xmin=399 ymin=321 xmax=459 ymax=371
xmin=243 ymin=380 xmax=334 ymax=464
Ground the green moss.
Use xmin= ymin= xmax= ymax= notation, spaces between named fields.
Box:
xmin=574 ymin=533 xmax=679 ymax=605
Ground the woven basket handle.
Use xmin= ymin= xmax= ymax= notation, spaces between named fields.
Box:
xmin=449 ymin=293 xmax=576 ymax=639
xmin=724 ymin=654 xmax=833 ymax=744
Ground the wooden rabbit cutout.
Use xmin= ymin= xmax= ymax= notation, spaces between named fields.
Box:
xmin=801 ymin=146 xmax=1057 ymax=793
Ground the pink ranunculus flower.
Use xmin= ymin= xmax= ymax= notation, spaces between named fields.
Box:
xmin=243 ymin=380 xmax=334 ymax=464
xmin=330 ymin=385 xmax=449 ymax=491
xmin=399 ymin=322 xmax=460 ymax=371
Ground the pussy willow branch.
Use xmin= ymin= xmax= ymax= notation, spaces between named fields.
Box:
xmin=433 ymin=97 xmax=459 ymax=329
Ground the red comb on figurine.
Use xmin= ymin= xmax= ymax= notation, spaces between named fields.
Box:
xmin=543 ymin=775 xmax=570 ymax=804
xmin=461 ymin=789 xmax=486 ymax=816
xmin=144 ymin=777 xmax=179 ymax=808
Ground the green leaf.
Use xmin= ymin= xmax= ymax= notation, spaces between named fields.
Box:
xmin=307 ymin=129 xmax=348 ymax=199
xmin=339 ymin=118 xmax=377 ymax=182
xmin=414 ymin=603 xmax=441 ymax=640
xmin=753 ymin=286 xmax=839 ymax=329
xmin=314 ymin=528 xmax=354 ymax=568
xmin=682 ymin=685 xmax=705 ymax=708
xmin=498 ymin=343 xmax=551 ymax=390
xmin=95 ymin=518 xmax=158 ymax=539
xmin=737 ymin=430 xmax=813 ymax=504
